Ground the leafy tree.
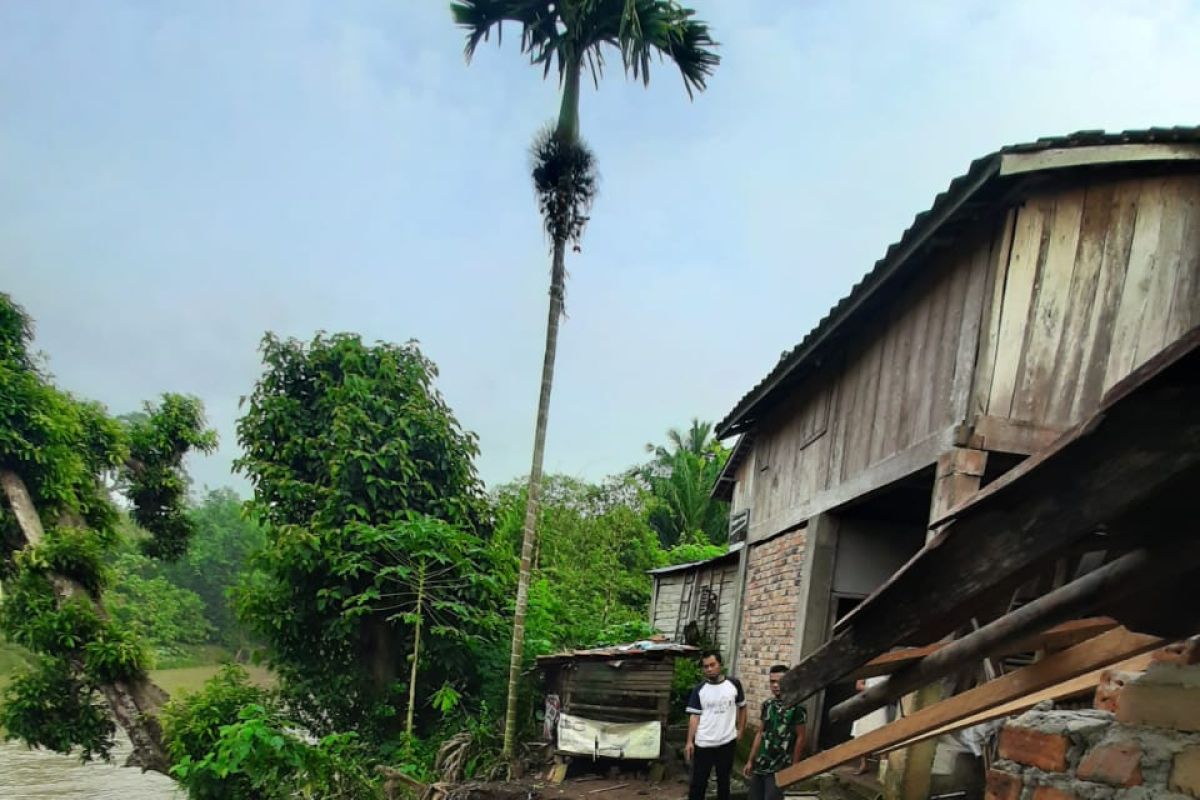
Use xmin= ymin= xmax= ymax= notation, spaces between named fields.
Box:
xmin=0 ymin=291 xmax=216 ymax=772
xmin=233 ymin=332 xmax=500 ymax=742
xmin=643 ymin=418 xmax=730 ymax=546
xmin=450 ymin=0 xmax=720 ymax=760
xmin=106 ymin=548 xmax=214 ymax=660
xmin=160 ymin=488 xmax=265 ymax=650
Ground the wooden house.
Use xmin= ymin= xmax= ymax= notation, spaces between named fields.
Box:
xmin=708 ymin=127 xmax=1200 ymax=795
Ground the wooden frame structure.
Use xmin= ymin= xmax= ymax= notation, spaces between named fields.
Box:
xmin=775 ymin=328 xmax=1200 ymax=787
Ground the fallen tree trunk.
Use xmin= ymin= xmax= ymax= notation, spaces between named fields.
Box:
xmin=1 ymin=469 xmax=172 ymax=774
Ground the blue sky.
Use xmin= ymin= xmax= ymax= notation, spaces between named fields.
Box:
xmin=3 ymin=1 xmax=1199 ymax=494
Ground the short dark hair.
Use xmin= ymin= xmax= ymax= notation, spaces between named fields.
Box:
xmin=701 ymin=650 xmax=723 ymax=665
xmin=769 ymin=664 xmax=789 ymax=675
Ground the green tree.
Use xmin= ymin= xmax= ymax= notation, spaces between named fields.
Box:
xmin=233 ymin=332 xmax=500 ymax=742
xmin=0 ymin=292 xmax=217 ymax=772
xmin=450 ymin=0 xmax=720 ymax=760
xmin=643 ymin=418 xmax=730 ymax=546
xmin=160 ymin=488 xmax=265 ymax=650
xmin=106 ymin=548 xmax=214 ymax=661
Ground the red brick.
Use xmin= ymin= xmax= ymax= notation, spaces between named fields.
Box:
xmin=985 ymin=769 xmax=1023 ymax=800
xmin=999 ymin=725 xmax=1070 ymax=772
xmin=1032 ymin=788 xmax=1078 ymax=800
xmin=1077 ymin=740 xmax=1142 ymax=787
xmin=1171 ymin=746 xmax=1200 ymax=798
xmin=1094 ymin=669 xmax=1140 ymax=713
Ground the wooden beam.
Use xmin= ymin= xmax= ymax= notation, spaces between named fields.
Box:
xmin=831 ymin=545 xmax=1191 ymax=723
xmin=883 ymin=651 xmax=1156 ymax=755
xmin=748 ymin=425 xmax=955 ymax=543
xmin=775 ymin=627 xmax=1164 ymax=788
xmin=998 ymin=143 xmax=1200 ymax=176
xmin=971 ymin=414 xmax=1066 ymax=455
xmin=778 ymin=330 xmax=1200 ymax=707
xmin=850 ymin=618 xmax=1117 ymax=679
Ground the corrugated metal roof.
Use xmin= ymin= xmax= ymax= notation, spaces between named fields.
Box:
xmin=535 ymin=639 xmax=699 ymax=665
xmin=715 ymin=126 xmax=1200 ymax=439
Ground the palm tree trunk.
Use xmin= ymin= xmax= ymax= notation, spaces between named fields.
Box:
xmin=501 ymin=55 xmax=582 ymax=766
xmin=501 ymin=236 xmax=567 ymax=762
xmin=405 ymin=560 xmax=427 ymax=738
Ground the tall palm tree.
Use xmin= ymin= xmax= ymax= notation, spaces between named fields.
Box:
xmin=450 ymin=0 xmax=719 ymax=762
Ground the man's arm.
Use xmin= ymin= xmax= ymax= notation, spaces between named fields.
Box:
xmin=686 ymin=713 xmax=699 ymax=762
xmin=792 ymin=725 xmax=807 ymax=763
xmin=736 ymin=704 xmax=747 ymax=740
xmin=742 ymin=729 xmax=762 ymax=778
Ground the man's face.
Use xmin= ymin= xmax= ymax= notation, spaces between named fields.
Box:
xmin=769 ymin=672 xmax=783 ymax=699
xmin=701 ymin=655 xmax=722 ymax=681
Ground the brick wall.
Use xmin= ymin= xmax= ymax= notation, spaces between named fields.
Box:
xmin=736 ymin=528 xmax=806 ymax=717
xmin=986 ymin=659 xmax=1200 ymax=800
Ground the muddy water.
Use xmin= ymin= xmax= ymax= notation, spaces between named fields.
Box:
xmin=0 ymin=734 xmax=180 ymax=799
xmin=0 ymin=664 xmax=272 ymax=798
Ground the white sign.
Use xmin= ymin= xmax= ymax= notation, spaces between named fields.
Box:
xmin=556 ymin=713 xmax=661 ymax=760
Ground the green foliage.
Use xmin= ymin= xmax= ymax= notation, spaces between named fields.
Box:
xmin=162 ymin=489 xmax=265 ymax=648
xmin=0 ymin=292 xmax=216 ymax=764
xmin=165 ymin=667 xmax=379 ymax=800
xmin=450 ymin=0 xmax=720 ymax=98
xmin=642 ymin=419 xmax=731 ymax=547
xmin=0 ymin=656 xmax=116 ymax=760
xmin=493 ymin=475 xmax=661 ymax=654
xmin=670 ymin=656 xmax=704 ymax=724
xmin=106 ymin=549 xmax=213 ymax=662
xmin=33 ymin=526 xmax=110 ymax=596
xmin=124 ymin=395 xmax=219 ymax=560
xmin=661 ymin=541 xmax=726 ymax=567
xmin=234 ymin=332 xmax=500 ymax=741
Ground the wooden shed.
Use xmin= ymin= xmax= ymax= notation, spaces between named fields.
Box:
xmin=647 ymin=546 xmax=740 ymax=656
xmin=537 ymin=641 xmax=698 ymax=763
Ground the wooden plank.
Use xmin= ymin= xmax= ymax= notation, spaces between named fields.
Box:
xmin=998 ymin=143 xmax=1200 ymax=175
xmin=1164 ymin=177 xmax=1200 ymax=344
xmin=776 ymin=628 xmax=1163 ymax=788
xmin=868 ymin=307 xmax=902 ymax=466
xmin=1104 ymin=179 xmax=1167 ymax=391
xmin=988 ymin=200 xmax=1048 ymax=418
xmin=973 ymin=414 xmax=1066 ymax=456
xmin=948 ymin=229 xmax=991 ymax=428
xmin=1134 ymin=177 xmax=1189 ymax=368
xmin=841 ymin=333 xmax=886 ymax=482
xmin=823 ymin=366 xmax=847 ymax=491
xmin=1047 ymin=182 xmax=1114 ymax=424
xmin=915 ymin=256 xmax=953 ymax=437
xmin=1014 ymin=189 xmax=1085 ymax=422
xmin=747 ymin=424 xmax=956 ymax=544
xmin=849 ymin=618 xmax=1118 ymax=679
xmin=891 ymin=285 xmax=927 ymax=455
xmin=969 ymin=210 xmax=1017 ymax=421
xmin=882 ymin=651 xmax=1156 ymax=754
xmin=1070 ymin=179 xmax=1140 ymax=419
xmin=779 ymin=333 xmax=1200 ymax=704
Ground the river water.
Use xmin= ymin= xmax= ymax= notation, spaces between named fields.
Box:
xmin=0 ymin=734 xmax=180 ymax=799
xmin=0 ymin=664 xmax=273 ymax=799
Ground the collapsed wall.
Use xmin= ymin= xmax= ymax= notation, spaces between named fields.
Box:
xmin=986 ymin=647 xmax=1200 ymax=800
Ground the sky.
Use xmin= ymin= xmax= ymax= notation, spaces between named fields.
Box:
xmin=3 ymin=1 xmax=1199 ymax=495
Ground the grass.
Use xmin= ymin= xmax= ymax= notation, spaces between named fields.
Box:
xmin=0 ymin=639 xmax=36 ymax=693
xmin=150 ymin=662 xmax=275 ymax=697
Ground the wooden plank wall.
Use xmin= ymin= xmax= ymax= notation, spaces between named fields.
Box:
xmin=979 ymin=173 xmax=1200 ymax=427
xmin=749 ymin=226 xmax=995 ymax=529
xmin=652 ymin=574 xmax=684 ymax=634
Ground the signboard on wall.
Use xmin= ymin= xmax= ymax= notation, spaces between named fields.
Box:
xmin=556 ymin=713 xmax=661 ymax=760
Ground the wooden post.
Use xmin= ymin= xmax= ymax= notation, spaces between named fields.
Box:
xmin=886 ymin=447 xmax=986 ymax=800
xmin=794 ymin=514 xmax=838 ymax=747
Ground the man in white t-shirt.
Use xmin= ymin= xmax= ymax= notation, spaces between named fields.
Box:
xmin=685 ymin=651 xmax=746 ymax=800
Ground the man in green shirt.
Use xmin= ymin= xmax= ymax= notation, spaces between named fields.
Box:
xmin=742 ymin=664 xmax=807 ymax=800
